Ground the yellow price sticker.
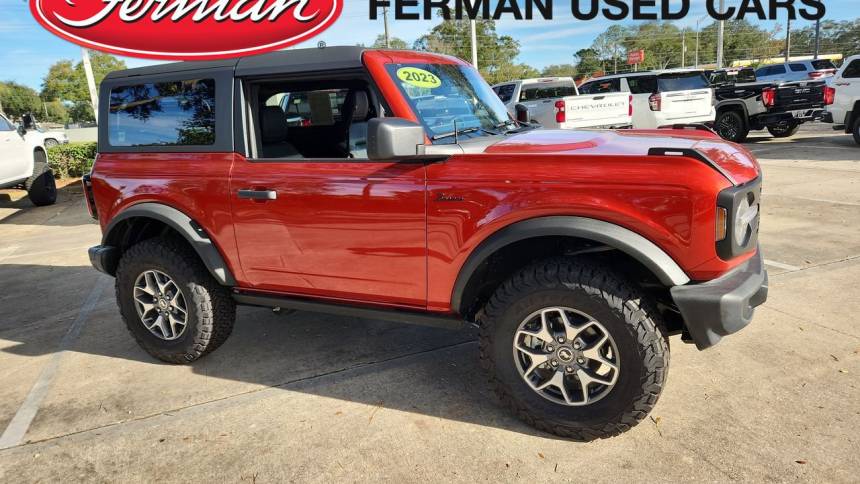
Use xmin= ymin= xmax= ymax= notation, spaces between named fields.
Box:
xmin=396 ymin=67 xmax=442 ymax=89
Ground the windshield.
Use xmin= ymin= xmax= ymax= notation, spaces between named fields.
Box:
xmin=657 ymin=72 xmax=710 ymax=92
xmin=385 ymin=63 xmax=511 ymax=142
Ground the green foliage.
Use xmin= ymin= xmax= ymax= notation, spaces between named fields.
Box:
xmin=41 ymin=52 xmax=127 ymax=123
xmin=541 ymin=64 xmax=578 ymax=78
xmin=371 ymin=34 xmax=410 ymax=49
xmin=791 ymin=19 xmax=860 ymax=62
xmin=47 ymin=142 xmax=97 ymax=179
xmin=574 ymin=49 xmax=604 ymax=77
xmin=0 ymin=82 xmax=42 ymax=119
xmin=414 ymin=19 xmax=526 ymax=84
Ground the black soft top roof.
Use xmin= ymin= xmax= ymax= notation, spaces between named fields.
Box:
xmin=103 ymin=46 xmax=368 ymax=81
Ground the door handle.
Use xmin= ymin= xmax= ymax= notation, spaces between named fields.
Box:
xmin=237 ymin=189 xmax=277 ymax=200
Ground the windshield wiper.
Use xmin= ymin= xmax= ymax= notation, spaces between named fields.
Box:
xmin=431 ymin=126 xmax=481 ymax=142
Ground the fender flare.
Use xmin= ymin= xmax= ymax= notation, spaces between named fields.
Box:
xmin=715 ymin=100 xmax=749 ymax=119
xmin=450 ymin=216 xmax=691 ymax=313
xmin=104 ymin=203 xmax=236 ymax=286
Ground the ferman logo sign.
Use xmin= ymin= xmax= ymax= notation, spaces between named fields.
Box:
xmin=30 ymin=0 xmax=343 ymax=60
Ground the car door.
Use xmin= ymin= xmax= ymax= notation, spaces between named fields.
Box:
xmin=230 ymin=81 xmax=428 ymax=308
xmin=833 ymin=58 xmax=860 ymax=124
xmin=0 ymin=115 xmax=32 ymax=185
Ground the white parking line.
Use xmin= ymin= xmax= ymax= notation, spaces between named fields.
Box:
xmin=0 ymin=276 xmax=110 ymax=450
xmin=764 ymin=259 xmax=801 ymax=271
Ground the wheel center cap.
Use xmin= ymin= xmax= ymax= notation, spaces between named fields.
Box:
xmin=557 ymin=348 xmax=574 ymax=362
xmin=158 ymin=299 xmax=168 ymax=309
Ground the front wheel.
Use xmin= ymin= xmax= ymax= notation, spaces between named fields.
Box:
xmin=479 ymin=258 xmax=669 ymax=440
xmin=767 ymin=121 xmax=800 ymax=138
xmin=44 ymin=138 xmax=60 ymax=148
xmin=715 ymin=110 xmax=749 ymax=143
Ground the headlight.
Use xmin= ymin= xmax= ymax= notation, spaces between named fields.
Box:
xmin=734 ymin=194 xmax=759 ymax=247
xmin=716 ymin=178 xmax=761 ymax=260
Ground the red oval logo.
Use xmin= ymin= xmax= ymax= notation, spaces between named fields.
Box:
xmin=30 ymin=0 xmax=343 ymax=60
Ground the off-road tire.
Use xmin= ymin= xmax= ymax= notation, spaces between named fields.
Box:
xmin=478 ymin=257 xmax=669 ymax=440
xmin=115 ymin=237 xmax=236 ymax=364
xmin=25 ymin=151 xmax=57 ymax=206
xmin=852 ymin=117 xmax=860 ymax=146
xmin=715 ymin=110 xmax=749 ymax=143
xmin=767 ymin=121 xmax=800 ymax=138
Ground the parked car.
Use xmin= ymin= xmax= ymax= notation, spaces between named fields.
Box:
xmin=492 ymin=77 xmax=632 ymax=129
xmin=579 ymin=69 xmax=715 ymax=129
xmin=823 ymin=55 xmax=860 ymax=145
xmin=0 ymin=112 xmax=57 ymax=206
xmin=18 ymin=114 xmax=69 ymax=148
xmin=710 ymin=67 xmax=833 ymax=142
xmin=85 ymin=47 xmax=768 ymax=440
xmin=754 ymin=59 xmax=838 ymax=83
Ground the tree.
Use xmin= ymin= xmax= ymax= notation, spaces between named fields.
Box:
xmin=593 ymin=25 xmax=629 ymax=74
xmin=414 ymin=18 xmax=527 ymax=82
xmin=574 ymin=49 xmax=603 ymax=78
xmin=486 ymin=63 xmax=540 ymax=84
xmin=371 ymin=34 xmax=409 ymax=49
xmin=791 ymin=19 xmax=860 ymax=61
xmin=40 ymin=51 xmax=126 ymax=122
xmin=0 ymin=82 xmax=41 ymax=119
xmin=541 ymin=64 xmax=578 ymax=78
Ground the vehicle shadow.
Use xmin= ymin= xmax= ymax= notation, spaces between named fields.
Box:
xmin=0 ymin=181 xmax=95 ymax=227
xmin=0 ymin=263 xmax=555 ymax=440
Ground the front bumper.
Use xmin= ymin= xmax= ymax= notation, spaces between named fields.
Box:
xmin=671 ymin=248 xmax=769 ymax=350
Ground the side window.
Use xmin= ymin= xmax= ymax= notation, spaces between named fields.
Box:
xmin=843 ymin=60 xmax=860 ymax=79
xmin=628 ymin=76 xmax=657 ymax=94
xmin=580 ymin=79 xmax=619 ymax=94
xmin=108 ymin=79 xmax=215 ymax=147
xmin=254 ymin=81 xmax=377 ymax=159
xmin=494 ymin=84 xmax=516 ymax=103
xmin=790 ymin=64 xmax=807 ymax=72
xmin=0 ymin=116 xmax=14 ymax=131
xmin=772 ymin=65 xmax=787 ymax=75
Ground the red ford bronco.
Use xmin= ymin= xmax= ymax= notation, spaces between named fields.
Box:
xmin=85 ymin=47 xmax=767 ymax=440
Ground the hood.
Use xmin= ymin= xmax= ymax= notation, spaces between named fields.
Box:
xmin=483 ymin=129 xmax=761 ymax=185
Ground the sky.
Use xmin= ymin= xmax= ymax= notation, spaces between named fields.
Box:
xmin=0 ymin=0 xmax=856 ymax=91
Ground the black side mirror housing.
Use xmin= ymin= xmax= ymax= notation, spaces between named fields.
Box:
xmin=17 ymin=125 xmax=26 ymax=137
xmin=367 ymin=118 xmax=426 ymax=160
xmin=515 ymin=104 xmax=530 ymax=124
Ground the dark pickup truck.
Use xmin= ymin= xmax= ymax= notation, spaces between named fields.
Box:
xmin=710 ymin=67 xmax=834 ymax=142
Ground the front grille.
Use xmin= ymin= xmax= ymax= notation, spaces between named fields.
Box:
xmin=717 ymin=177 xmax=761 ymax=260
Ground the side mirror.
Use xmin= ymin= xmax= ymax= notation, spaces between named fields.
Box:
xmin=17 ymin=125 xmax=26 ymax=137
xmin=514 ymin=104 xmax=530 ymax=124
xmin=367 ymin=118 xmax=426 ymax=160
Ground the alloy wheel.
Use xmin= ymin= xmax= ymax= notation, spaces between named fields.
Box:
xmin=512 ymin=307 xmax=620 ymax=406
xmin=133 ymin=270 xmax=188 ymax=341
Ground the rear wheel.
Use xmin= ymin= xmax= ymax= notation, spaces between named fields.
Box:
xmin=767 ymin=120 xmax=800 ymax=138
xmin=25 ymin=150 xmax=57 ymax=206
xmin=479 ymin=257 xmax=669 ymax=440
xmin=715 ymin=110 xmax=749 ymax=143
xmin=115 ymin=237 xmax=236 ymax=364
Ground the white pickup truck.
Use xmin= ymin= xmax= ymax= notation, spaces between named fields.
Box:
xmin=0 ymin=112 xmax=57 ymax=206
xmin=492 ymin=77 xmax=632 ymax=129
xmin=824 ymin=55 xmax=860 ymax=145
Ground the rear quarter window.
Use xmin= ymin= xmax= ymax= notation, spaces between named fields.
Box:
xmin=790 ymin=64 xmax=807 ymax=72
xmin=627 ymin=76 xmax=657 ymax=94
xmin=108 ymin=79 xmax=216 ymax=147
xmin=657 ymin=72 xmax=709 ymax=92
xmin=812 ymin=59 xmax=837 ymax=70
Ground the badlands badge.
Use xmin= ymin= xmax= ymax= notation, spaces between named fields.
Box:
xmin=30 ymin=0 xmax=343 ymax=60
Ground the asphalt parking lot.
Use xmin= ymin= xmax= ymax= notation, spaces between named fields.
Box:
xmin=1 ymin=124 xmax=858 ymax=482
